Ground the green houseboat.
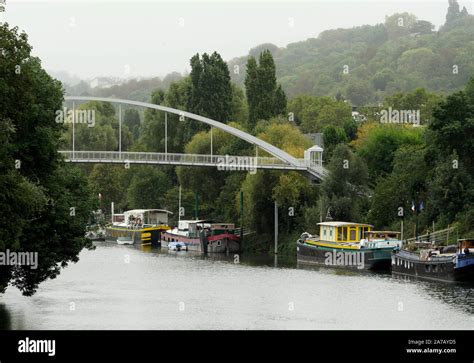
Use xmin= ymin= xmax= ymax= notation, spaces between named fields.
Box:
xmin=297 ymin=222 xmax=402 ymax=270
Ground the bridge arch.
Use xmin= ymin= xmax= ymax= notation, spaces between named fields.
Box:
xmin=65 ymin=96 xmax=300 ymax=166
xmin=64 ymin=96 xmax=327 ymax=180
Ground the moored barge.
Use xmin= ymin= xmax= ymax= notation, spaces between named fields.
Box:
xmin=391 ymin=239 xmax=474 ymax=282
xmin=105 ymin=209 xmax=172 ymax=245
xmin=162 ymin=220 xmax=241 ymax=253
xmin=297 ymin=222 xmax=402 ymax=270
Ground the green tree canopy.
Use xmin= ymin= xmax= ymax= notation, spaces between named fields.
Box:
xmin=0 ymin=23 xmax=95 ymax=295
xmin=245 ymin=50 xmax=287 ymax=130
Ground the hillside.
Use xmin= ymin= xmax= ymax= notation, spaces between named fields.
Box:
xmin=229 ymin=4 xmax=474 ymax=104
xmin=63 ymin=1 xmax=474 ymax=106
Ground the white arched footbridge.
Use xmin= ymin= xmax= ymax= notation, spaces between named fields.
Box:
xmin=60 ymin=96 xmax=328 ymax=181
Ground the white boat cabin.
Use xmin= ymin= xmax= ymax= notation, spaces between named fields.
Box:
xmin=171 ymin=220 xmax=236 ymax=238
xmin=117 ymin=209 xmax=172 ymax=227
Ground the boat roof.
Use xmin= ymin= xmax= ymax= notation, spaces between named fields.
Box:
xmin=368 ymin=230 xmax=401 ymax=234
xmin=318 ymin=221 xmax=373 ymax=227
xmin=179 ymin=219 xmax=213 ymax=224
xmin=125 ymin=209 xmax=173 ymax=214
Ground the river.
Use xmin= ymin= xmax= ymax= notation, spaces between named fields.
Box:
xmin=0 ymin=242 xmax=473 ymax=330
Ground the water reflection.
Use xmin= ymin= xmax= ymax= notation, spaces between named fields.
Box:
xmin=392 ymin=274 xmax=474 ymax=315
xmin=0 ymin=242 xmax=472 ymax=330
xmin=0 ymin=302 xmax=12 ymax=329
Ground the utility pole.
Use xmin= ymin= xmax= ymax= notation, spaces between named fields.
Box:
xmin=240 ymin=190 xmax=244 ymax=248
xmin=178 ymin=185 xmax=182 ymax=222
xmin=72 ymin=101 xmax=75 ymax=158
xmin=274 ymin=201 xmax=278 ymax=255
xmin=194 ymin=192 xmax=199 ymax=220
xmin=119 ymin=104 xmax=122 ymax=155
xmin=111 ymin=202 xmax=114 ymax=224
xmin=165 ymin=112 xmax=168 ymax=157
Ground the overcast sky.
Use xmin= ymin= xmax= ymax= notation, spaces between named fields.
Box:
xmin=2 ymin=0 xmax=472 ymax=79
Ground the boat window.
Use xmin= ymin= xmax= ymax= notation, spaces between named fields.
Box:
xmin=425 ymin=265 xmax=430 ymax=273
xmin=432 ymin=265 xmax=437 ymax=273
xmin=350 ymin=228 xmax=356 ymax=241
xmin=329 ymin=229 xmax=333 ymax=238
xmin=338 ymin=227 xmax=344 ymax=241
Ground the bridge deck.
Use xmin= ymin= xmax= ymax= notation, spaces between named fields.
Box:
xmin=59 ymin=151 xmax=328 ymax=178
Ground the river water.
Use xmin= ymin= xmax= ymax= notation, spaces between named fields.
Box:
xmin=0 ymin=242 xmax=473 ymax=330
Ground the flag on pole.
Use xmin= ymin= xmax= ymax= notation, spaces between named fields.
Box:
xmin=411 ymin=201 xmax=416 ymax=213
xmin=419 ymin=201 xmax=424 ymax=212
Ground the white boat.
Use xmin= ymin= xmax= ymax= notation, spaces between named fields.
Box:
xmin=168 ymin=241 xmax=188 ymax=251
xmin=117 ymin=236 xmax=134 ymax=245
xmin=360 ymin=231 xmax=402 ymax=249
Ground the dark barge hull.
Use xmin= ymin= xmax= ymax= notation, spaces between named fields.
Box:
xmin=391 ymin=251 xmax=474 ymax=282
xmin=296 ymin=241 xmax=392 ymax=270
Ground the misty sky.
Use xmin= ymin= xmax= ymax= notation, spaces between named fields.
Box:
xmin=2 ymin=0 xmax=472 ymax=79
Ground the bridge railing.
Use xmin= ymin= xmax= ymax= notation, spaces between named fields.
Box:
xmin=58 ymin=151 xmax=328 ymax=177
xmin=59 ymin=150 xmax=298 ymax=167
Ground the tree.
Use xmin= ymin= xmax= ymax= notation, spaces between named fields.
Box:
xmin=322 ymin=125 xmax=348 ymax=161
xmin=124 ymin=109 xmax=141 ymax=141
xmin=127 ymin=166 xmax=172 ymax=209
xmin=426 ymin=79 xmax=474 ymax=170
xmin=288 ymin=95 xmax=352 ymax=133
xmin=274 ymin=84 xmax=287 ymax=116
xmin=89 ymin=164 xmax=127 ymax=214
xmin=0 ymin=23 xmax=95 ymax=295
xmin=368 ymin=145 xmax=429 ymax=229
xmin=345 ymin=80 xmax=374 ymax=106
xmin=230 ymin=83 xmax=248 ymax=124
xmin=384 ymin=88 xmax=443 ymax=125
xmin=384 ymin=12 xmax=417 ymax=39
xmin=320 ymin=144 xmax=369 ymax=222
xmin=138 ymin=78 xmax=192 ymax=153
xmin=245 ymin=50 xmax=287 ymax=130
xmin=354 ymin=124 xmax=423 ymax=180
xmin=188 ymin=52 xmax=232 ymax=123
xmin=244 ymin=57 xmax=258 ymax=128
xmin=445 ymin=0 xmax=461 ymax=28
xmin=61 ymin=101 xmax=133 ymax=152
xmin=410 ymin=20 xmax=434 ymax=35
xmin=427 ymin=151 xmax=473 ymax=227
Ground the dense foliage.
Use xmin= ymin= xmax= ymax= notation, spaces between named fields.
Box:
xmin=0 ymin=24 xmax=96 ymax=296
xmin=229 ymin=1 xmax=474 ymax=103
